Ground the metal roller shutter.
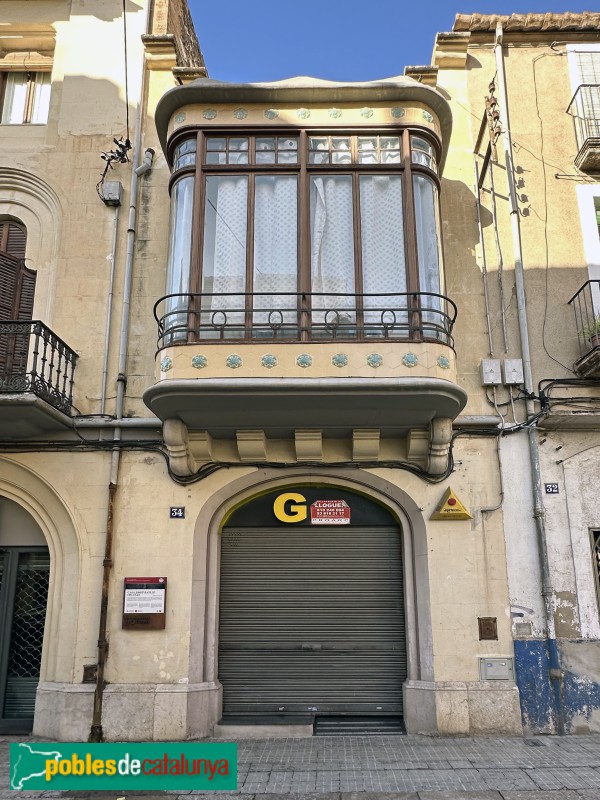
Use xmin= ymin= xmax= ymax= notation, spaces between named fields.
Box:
xmin=219 ymin=522 xmax=406 ymax=715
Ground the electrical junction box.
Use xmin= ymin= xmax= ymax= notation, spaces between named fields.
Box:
xmin=102 ymin=180 xmax=123 ymax=207
xmin=481 ymin=359 xmax=502 ymax=386
xmin=479 ymin=657 xmax=515 ymax=681
xmin=503 ymin=358 xmax=524 ymax=385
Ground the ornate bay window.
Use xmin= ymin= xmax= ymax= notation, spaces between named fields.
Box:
xmin=146 ymin=79 xmax=465 ymax=461
xmin=160 ymin=121 xmax=452 ymax=347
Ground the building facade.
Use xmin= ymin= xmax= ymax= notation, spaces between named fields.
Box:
xmin=0 ymin=5 xmax=599 ymax=740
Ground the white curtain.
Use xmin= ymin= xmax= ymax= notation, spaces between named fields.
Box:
xmin=253 ymin=175 xmax=298 ymax=333
xmin=31 ymin=73 xmax=51 ymax=124
xmin=360 ymin=175 xmax=407 ymax=333
xmin=1 ymin=73 xmax=28 ymax=124
xmin=164 ymin=176 xmax=194 ymax=340
xmin=413 ymin=175 xmax=443 ymax=336
xmin=202 ymin=175 xmax=248 ymax=335
xmin=310 ymin=175 xmax=355 ymax=332
xmin=1 ymin=73 xmax=51 ymax=124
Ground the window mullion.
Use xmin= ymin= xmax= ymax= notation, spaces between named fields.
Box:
xmin=299 ymin=129 xmax=310 ymax=343
xmin=188 ymin=131 xmax=204 ymax=343
xmin=402 ymin=128 xmax=422 ymax=341
xmin=353 ymin=172 xmax=365 ymax=342
xmin=246 ymin=173 xmax=255 ymax=341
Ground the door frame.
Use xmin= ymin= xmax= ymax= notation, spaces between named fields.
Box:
xmin=189 ymin=468 xmax=433 ymax=731
xmin=0 ymin=545 xmax=50 ymax=733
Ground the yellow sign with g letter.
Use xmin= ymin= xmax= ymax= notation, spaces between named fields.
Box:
xmin=273 ymin=492 xmax=307 ymax=523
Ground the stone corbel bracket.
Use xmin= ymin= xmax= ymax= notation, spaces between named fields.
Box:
xmin=163 ymin=418 xmax=196 ymax=476
xmin=428 ymin=417 xmax=452 ymax=475
xmin=142 ymin=34 xmax=178 ymax=70
xmin=407 ymin=419 xmax=452 ymax=475
xmin=432 ymin=32 xmax=470 ymax=69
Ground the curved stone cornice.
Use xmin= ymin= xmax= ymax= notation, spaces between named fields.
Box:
xmin=155 ymin=75 xmax=453 ymax=167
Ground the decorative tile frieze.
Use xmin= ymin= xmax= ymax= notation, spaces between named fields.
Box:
xmin=264 ymin=108 xmax=279 ymax=119
xmin=296 ymin=108 xmax=311 ymax=119
xmin=233 ymin=108 xmax=248 ymax=119
xmin=261 ymin=354 xmax=278 ymax=369
xmin=391 ymin=107 xmax=406 ymax=118
xmin=328 ymin=108 xmax=342 ymax=119
xmin=202 ymin=109 xmax=217 ymax=120
xmin=296 ymin=353 xmax=313 ymax=368
xmin=437 ymin=355 xmax=451 ymax=369
xmin=226 ymin=354 xmax=243 ymax=369
xmin=402 ymin=353 xmax=419 ymax=368
xmin=191 ymin=355 xmax=208 ymax=369
xmin=367 ymin=353 xmax=383 ymax=368
xmin=331 ymin=353 xmax=348 ymax=368
xmin=160 ymin=356 xmax=173 ymax=372
xmin=360 ymin=107 xmax=374 ymax=118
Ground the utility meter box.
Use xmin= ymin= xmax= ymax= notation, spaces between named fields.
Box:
xmin=479 ymin=657 xmax=515 ymax=680
xmin=502 ymin=359 xmax=524 ymax=385
xmin=481 ymin=359 xmax=502 ymax=386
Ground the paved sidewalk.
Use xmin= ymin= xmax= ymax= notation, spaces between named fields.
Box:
xmin=2 ymin=734 xmax=600 ymax=800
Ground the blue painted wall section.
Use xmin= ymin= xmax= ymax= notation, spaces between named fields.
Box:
xmin=514 ymin=640 xmax=555 ymax=733
xmin=559 ymin=640 xmax=600 ymax=734
xmin=514 ymin=639 xmax=600 ymax=734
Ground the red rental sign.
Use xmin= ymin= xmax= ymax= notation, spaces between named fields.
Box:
xmin=310 ymin=500 xmax=351 ymax=525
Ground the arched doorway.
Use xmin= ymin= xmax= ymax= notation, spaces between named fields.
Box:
xmin=218 ymin=486 xmax=407 ymax=725
xmin=0 ymin=496 xmax=49 ymax=733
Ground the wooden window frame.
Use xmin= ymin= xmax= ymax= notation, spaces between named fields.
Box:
xmin=0 ymin=70 xmax=51 ymax=125
xmin=166 ymin=124 xmax=443 ymax=343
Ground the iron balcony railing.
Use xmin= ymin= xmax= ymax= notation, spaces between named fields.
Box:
xmin=0 ymin=321 xmax=78 ymax=415
xmin=568 ymin=280 xmax=600 ymax=357
xmin=566 ymin=84 xmax=600 ymax=150
xmin=154 ymin=292 xmax=457 ymax=350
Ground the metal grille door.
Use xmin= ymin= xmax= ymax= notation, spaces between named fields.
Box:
xmin=219 ymin=492 xmax=406 ymax=716
xmin=0 ymin=548 xmax=50 ymax=733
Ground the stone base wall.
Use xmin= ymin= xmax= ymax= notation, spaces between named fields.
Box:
xmin=33 ymin=682 xmax=222 ymax=741
xmin=404 ymin=680 xmax=523 ymax=735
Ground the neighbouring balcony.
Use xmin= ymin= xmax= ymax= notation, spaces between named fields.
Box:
xmin=567 ymin=85 xmax=600 ymax=173
xmin=144 ymin=291 xmax=466 ymax=442
xmin=569 ymin=280 xmax=600 ymax=377
xmin=0 ymin=321 xmax=78 ymax=438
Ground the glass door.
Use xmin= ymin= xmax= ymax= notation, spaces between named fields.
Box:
xmin=0 ymin=547 xmax=50 ymax=733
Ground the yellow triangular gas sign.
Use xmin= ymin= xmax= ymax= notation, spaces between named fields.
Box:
xmin=430 ymin=487 xmax=472 ymax=520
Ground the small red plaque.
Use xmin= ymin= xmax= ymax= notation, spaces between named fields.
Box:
xmin=310 ymin=500 xmax=351 ymax=525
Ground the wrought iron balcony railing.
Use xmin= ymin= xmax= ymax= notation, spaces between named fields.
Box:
xmin=566 ymin=84 xmax=600 ymax=171
xmin=568 ymin=280 xmax=600 ymax=379
xmin=0 ymin=321 xmax=78 ymax=415
xmin=154 ymin=291 xmax=457 ymax=351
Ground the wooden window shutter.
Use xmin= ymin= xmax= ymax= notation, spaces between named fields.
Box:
xmin=0 ymin=252 xmax=36 ymax=321
xmin=0 ymin=240 xmax=36 ymax=376
xmin=0 ymin=221 xmax=27 ymax=260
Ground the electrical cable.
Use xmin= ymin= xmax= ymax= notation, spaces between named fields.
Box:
xmin=122 ymin=0 xmax=131 ymax=145
xmin=0 ymin=410 xmax=547 ymax=486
